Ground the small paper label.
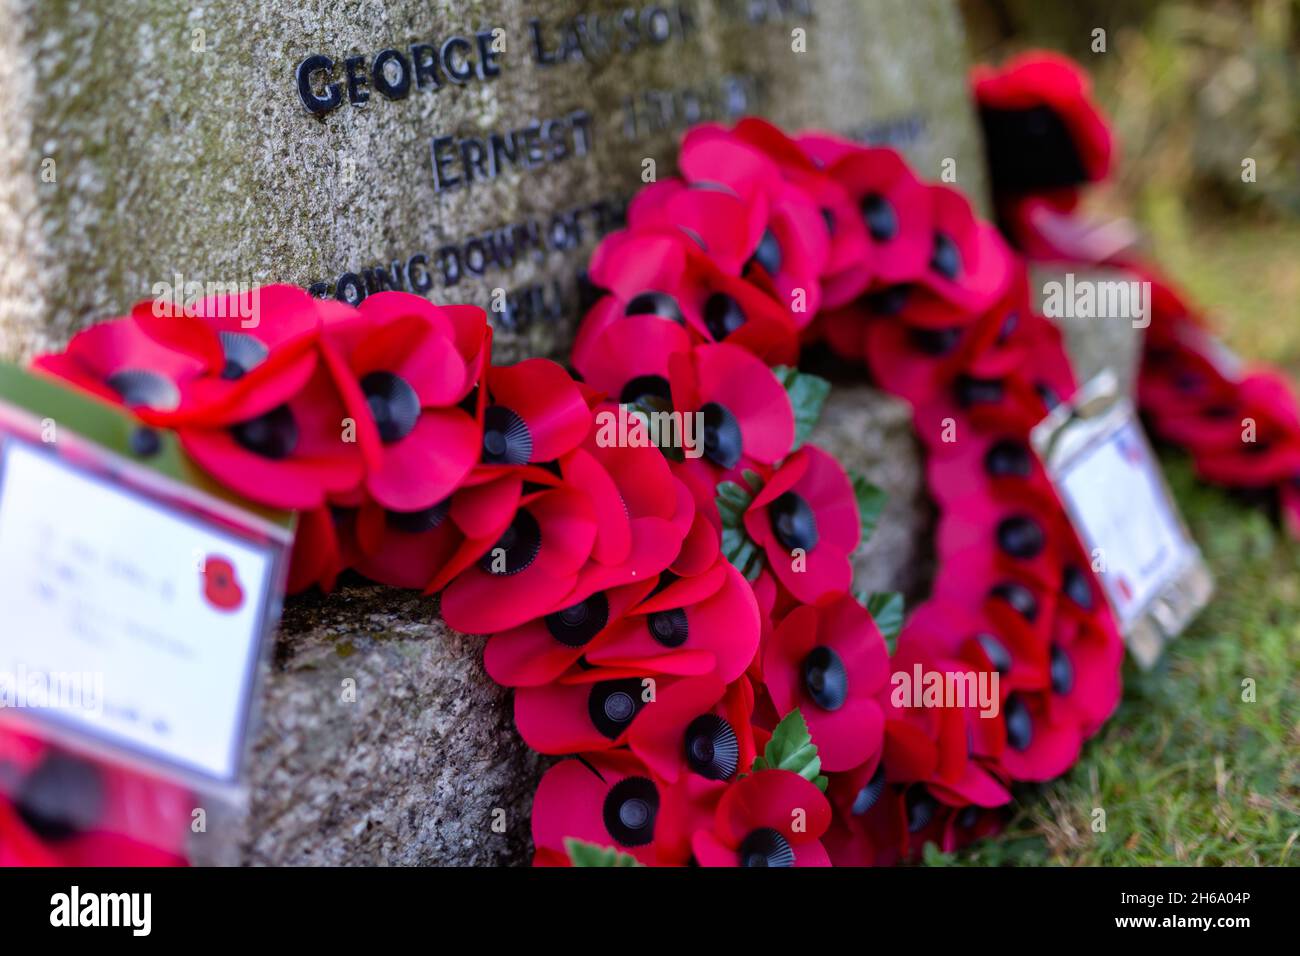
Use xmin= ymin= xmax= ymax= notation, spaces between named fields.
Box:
xmin=1057 ymin=419 xmax=1194 ymax=627
xmin=1033 ymin=371 xmax=1212 ymax=668
xmin=0 ymin=438 xmax=279 ymax=785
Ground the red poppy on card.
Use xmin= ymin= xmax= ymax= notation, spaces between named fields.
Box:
xmin=321 ymin=292 xmax=485 ymax=512
xmin=582 ymin=559 xmax=762 ymax=685
xmin=763 ymin=597 xmax=888 ymax=772
xmin=690 ymin=769 xmax=833 ymax=867
xmin=201 ymin=556 xmax=244 ymax=612
xmin=668 ymin=343 xmax=795 ymax=472
xmin=742 ymin=446 xmax=859 ymax=605
xmin=973 ymin=50 xmax=1114 ymax=190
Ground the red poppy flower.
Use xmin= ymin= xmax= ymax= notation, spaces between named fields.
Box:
xmin=1047 ymin=610 xmax=1123 ymax=739
xmin=904 ymin=597 xmax=1048 ymax=707
xmin=582 ymin=558 xmax=762 ymax=685
xmin=924 ymin=421 xmax=1055 ymax=508
xmin=912 ymin=184 xmax=1015 ymax=317
xmin=973 ymin=50 xmax=1115 ymax=190
xmin=822 ymin=768 xmax=907 ymax=866
xmin=347 ymin=495 xmax=467 ymax=591
xmin=322 ymin=292 xmax=486 ymax=512
xmin=763 ymin=597 xmax=888 ymax=772
xmin=679 ymin=125 xmax=830 ymax=323
xmin=883 ymin=632 xmax=1014 ymax=809
xmin=860 ymin=292 xmax=973 ymax=401
xmin=796 ymin=130 xmax=863 ymax=168
xmin=439 ymin=483 xmax=597 ymax=634
xmin=0 ymin=735 xmax=189 ymax=866
xmin=627 ymin=675 xmax=756 ymax=784
xmin=561 ymin=441 xmax=698 ymax=590
xmin=956 ymin=262 xmax=1038 ymax=379
xmin=820 ymin=145 xmax=933 ymax=305
xmin=134 ymin=283 xmax=340 ymax=394
xmin=626 ymin=177 xmax=765 ymax=276
xmin=742 ymin=446 xmax=859 ymax=605
xmin=666 ymin=343 xmax=795 ymax=474
xmin=32 ymin=317 xmax=218 ymax=419
xmin=475 ymin=358 xmax=592 ymax=471
xmin=484 ymin=579 xmax=655 ymax=687
xmin=994 ymin=689 xmax=1082 ymax=783
xmin=690 ymin=769 xmax=833 ymax=867
xmin=514 ymin=670 xmax=701 ymax=755
xmin=177 ymin=339 xmax=369 ymax=511
xmin=573 ymin=230 xmax=798 ymax=387
xmin=936 ymin=486 xmax=1065 ymax=592
xmin=530 ymin=750 xmax=708 ymax=866
xmin=731 ymin=118 xmax=871 ymax=289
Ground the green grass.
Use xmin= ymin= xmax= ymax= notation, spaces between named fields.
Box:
xmin=942 ymin=219 xmax=1300 ymax=867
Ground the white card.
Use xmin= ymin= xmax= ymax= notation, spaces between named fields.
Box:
xmin=0 ymin=438 xmax=280 ymax=785
xmin=1057 ymin=419 xmax=1195 ymax=627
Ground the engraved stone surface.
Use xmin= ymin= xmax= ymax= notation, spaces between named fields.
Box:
xmin=0 ymin=0 xmax=987 ymax=365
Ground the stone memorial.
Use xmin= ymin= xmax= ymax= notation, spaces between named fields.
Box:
xmin=0 ymin=0 xmax=1130 ymax=865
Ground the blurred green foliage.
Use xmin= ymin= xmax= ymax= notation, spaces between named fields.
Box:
xmin=963 ymin=0 xmax=1300 ymax=218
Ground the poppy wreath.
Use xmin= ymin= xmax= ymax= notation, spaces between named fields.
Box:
xmin=16 ymin=112 xmax=1140 ymax=868
xmin=973 ymin=50 xmax=1300 ymax=538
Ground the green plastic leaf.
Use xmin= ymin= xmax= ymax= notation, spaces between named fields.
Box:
xmin=750 ymin=709 xmax=829 ymax=792
xmin=921 ymin=843 xmax=956 ymax=867
xmin=716 ymin=473 xmax=767 ymax=580
xmin=860 ymin=590 xmax=904 ymax=648
xmin=851 ymin=474 xmax=888 ymax=543
xmin=564 ymin=838 xmax=642 ymax=867
xmin=773 ymin=365 xmax=832 ymax=448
